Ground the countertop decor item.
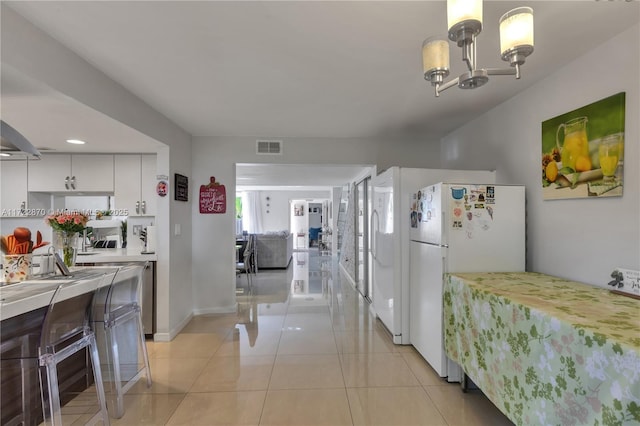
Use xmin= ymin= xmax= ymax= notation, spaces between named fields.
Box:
xmin=46 ymin=211 xmax=88 ymax=267
xmin=96 ymin=210 xmax=113 ymax=220
xmin=55 ymin=231 xmax=78 ymax=268
xmin=1 ymin=228 xmax=49 ymax=283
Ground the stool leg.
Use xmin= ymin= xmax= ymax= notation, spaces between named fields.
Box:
xmin=107 ymin=324 xmax=125 ymax=419
xmin=40 ymin=357 xmax=63 ymax=426
xmin=88 ymin=334 xmax=111 ymax=425
xmin=136 ymin=308 xmax=152 ymax=388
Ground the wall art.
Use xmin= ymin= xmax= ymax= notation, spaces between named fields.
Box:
xmin=175 ymin=173 xmax=189 ymax=201
xmin=541 ymin=92 xmax=625 ymax=200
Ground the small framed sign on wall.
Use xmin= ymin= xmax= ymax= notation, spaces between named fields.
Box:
xmin=175 ymin=173 xmax=189 ymax=201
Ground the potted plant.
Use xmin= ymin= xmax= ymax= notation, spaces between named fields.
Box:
xmin=96 ymin=210 xmax=113 ymax=220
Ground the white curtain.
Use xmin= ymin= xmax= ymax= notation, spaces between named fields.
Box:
xmin=242 ymin=191 xmax=264 ymax=234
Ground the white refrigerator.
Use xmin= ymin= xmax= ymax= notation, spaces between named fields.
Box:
xmin=370 ymin=168 xmax=496 ymax=344
xmin=409 ymin=182 xmax=525 ymax=380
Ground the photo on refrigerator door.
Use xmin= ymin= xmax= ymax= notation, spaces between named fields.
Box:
xmin=450 ymin=185 xmax=494 ymax=239
xmin=541 ymin=92 xmax=625 ymax=200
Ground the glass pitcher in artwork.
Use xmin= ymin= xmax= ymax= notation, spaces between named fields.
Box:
xmin=556 ymin=116 xmax=590 ymax=171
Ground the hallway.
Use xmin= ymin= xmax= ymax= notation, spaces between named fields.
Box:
xmin=67 ymin=250 xmax=513 ymax=425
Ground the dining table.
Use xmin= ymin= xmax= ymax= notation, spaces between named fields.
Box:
xmin=443 ymin=271 xmax=640 ymax=426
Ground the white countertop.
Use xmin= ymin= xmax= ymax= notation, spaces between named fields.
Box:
xmin=74 ymin=248 xmax=157 ymax=263
xmin=0 ymin=265 xmax=140 ymax=321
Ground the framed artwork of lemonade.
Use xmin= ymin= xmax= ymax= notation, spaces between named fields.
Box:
xmin=541 ymin=92 xmax=625 ymax=200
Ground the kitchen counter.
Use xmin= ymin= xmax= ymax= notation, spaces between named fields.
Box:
xmin=75 ymin=247 xmax=157 ymax=263
xmin=0 ymin=265 xmax=139 ymax=321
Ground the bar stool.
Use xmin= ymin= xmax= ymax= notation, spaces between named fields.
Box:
xmin=39 ymin=274 xmax=112 ymax=426
xmin=91 ymin=263 xmax=151 ymax=418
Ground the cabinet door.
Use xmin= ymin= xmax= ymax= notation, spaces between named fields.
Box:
xmin=27 ymin=155 xmax=71 ymax=192
xmin=114 ymin=155 xmax=142 ymax=216
xmin=71 ymin=155 xmax=114 ymax=192
xmin=140 ymin=154 xmax=156 ymax=216
xmin=1 ymin=161 xmax=28 ymax=214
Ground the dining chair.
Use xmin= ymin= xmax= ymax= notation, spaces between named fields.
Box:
xmin=91 ymin=263 xmax=152 ymax=419
xmin=236 ymin=236 xmax=253 ymax=293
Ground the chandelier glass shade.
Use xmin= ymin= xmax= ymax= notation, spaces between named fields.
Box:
xmin=423 ymin=0 xmax=534 ymax=97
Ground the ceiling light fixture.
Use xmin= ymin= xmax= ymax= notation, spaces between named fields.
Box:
xmin=422 ymin=0 xmax=534 ymax=97
xmin=66 ymin=139 xmax=86 ymax=145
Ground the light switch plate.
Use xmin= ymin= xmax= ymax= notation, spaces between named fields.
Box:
xmin=608 ymin=268 xmax=640 ymax=296
xmin=174 ymin=223 xmax=181 ymax=236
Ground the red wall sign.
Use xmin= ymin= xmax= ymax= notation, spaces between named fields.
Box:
xmin=199 ymin=177 xmax=226 ymax=214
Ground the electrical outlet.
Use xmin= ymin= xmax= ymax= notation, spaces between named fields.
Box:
xmin=132 ymin=225 xmax=143 ymax=236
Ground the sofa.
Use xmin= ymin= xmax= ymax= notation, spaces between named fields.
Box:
xmin=255 ymin=232 xmax=293 ymax=269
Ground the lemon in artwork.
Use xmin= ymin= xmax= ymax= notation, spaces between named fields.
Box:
xmin=545 ymin=161 xmax=558 ymax=182
xmin=575 ymin=155 xmax=592 ymax=173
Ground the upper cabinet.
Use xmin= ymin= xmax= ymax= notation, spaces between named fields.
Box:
xmin=114 ymin=154 xmax=156 ymax=216
xmin=1 ymin=160 xmax=58 ymax=216
xmin=28 ymin=154 xmax=114 ymax=193
xmin=1 ymin=161 xmax=28 ymax=213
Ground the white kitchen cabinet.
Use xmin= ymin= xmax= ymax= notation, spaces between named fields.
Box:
xmin=28 ymin=154 xmax=114 ymax=193
xmin=1 ymin=161 xmax=28 ymax=214
xmin=114 ymin=154 xmax=156 ymax=216
xmin=1 ymin=160 xmax=51 ymax=216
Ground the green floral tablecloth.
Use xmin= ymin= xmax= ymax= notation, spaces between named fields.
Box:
xmin=444 ymin=272 xmax=640 ymax=426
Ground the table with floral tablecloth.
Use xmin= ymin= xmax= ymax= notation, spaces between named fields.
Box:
xmin=443 ymin=272 xmax=640 ymax=426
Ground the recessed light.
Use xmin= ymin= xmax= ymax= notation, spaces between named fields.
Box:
xmin=66 ymin=139 xmax=86 ymax=145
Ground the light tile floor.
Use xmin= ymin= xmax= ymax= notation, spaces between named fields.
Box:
xmin=65 ymin=250 xmax=514 ymax=425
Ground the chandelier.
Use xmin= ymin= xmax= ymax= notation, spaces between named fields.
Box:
xmin=422 ymin=0 xmax=534 ymax=97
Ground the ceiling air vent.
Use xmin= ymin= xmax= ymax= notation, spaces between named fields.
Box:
xmin=256 ymin=140 xmax=282 ymax=155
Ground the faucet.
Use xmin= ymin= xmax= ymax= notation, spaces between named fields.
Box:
xmin=46 ymin=245 xmax=59 ymax=276
xmin=82 ymin=228 xmax=89 ymax=252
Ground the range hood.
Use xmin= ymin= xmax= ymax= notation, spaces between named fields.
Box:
xmin=1 ymin=120 xmax=41 ymax=160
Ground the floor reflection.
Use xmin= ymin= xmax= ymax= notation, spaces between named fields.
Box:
xmin=235 ymin=249 xmax=335 ymax=346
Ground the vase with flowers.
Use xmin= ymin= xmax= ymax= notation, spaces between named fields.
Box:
xmin=46 ymin=211 xmax=89 ymax=267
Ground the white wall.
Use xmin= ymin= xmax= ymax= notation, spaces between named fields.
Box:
xmin=441 ymin=25 xmax=639 ymax=287
xmin=192 ymin=136 xmax=440 ymax=312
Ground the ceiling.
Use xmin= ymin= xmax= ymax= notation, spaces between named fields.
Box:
xmin=2 ymin=1 xmax=638 ymax=186
xmin=236 ymin=163 xmax=372 ymax=191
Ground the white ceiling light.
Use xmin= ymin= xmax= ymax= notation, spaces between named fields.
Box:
xmin=0 ymin=152 xmax=12 ymax=157
xmin=66 ymin=139 xmax=86 ymax=145
xmin=422 ymin=0 xmax=534 ymax=97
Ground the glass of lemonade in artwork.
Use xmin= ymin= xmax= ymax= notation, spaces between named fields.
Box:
xmin=556 ymin=116 xmax=589 ymax=171
xmin=598 ymin=134 xmax=621 ymax=179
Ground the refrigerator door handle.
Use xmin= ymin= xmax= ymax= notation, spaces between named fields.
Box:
xmin=370 ymin=209 xmax=379 ymax=259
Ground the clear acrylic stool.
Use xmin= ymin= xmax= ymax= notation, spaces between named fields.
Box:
xmin=92 ymin=263 xmax=151 ymax=418
xmin=39 ymin=274 xmax=112 ymax=425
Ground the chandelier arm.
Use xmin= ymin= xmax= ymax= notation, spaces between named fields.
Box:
xmin=436 ymin=78 xmax=460 ymax=97
xmin=461 ymin=38 xmax=476 ymax=72
xmin=485 ymin=67 xmax=518 ymax=78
